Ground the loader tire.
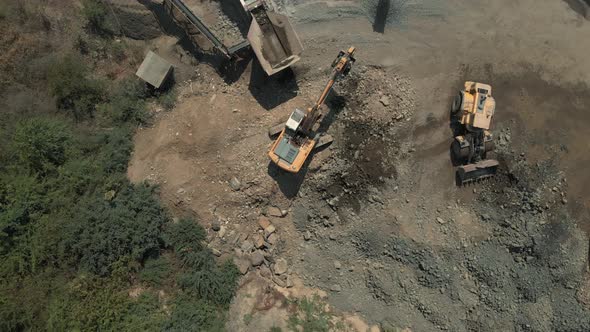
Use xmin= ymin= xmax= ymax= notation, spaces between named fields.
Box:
xmin=484 ymin=140 xmax=495 ymax=153
xmin=451 ymin=92 xmax=464 ymax=114
xmin=452 ymin=139 xmax=470 ymax=163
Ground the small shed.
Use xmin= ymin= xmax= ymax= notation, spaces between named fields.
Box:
xmin=135 ymin=51 xmax=173 ymax=88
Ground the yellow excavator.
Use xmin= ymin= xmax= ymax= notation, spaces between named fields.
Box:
xmin=451 ymin=81 xmax=499 ymax=185
xmin=268 ymin=47 xmax=356 ymax=173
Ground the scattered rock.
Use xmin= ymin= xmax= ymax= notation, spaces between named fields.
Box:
xmin=372 ymin=195 xmax=384 ymax=204
xmin=250 ymin=250 xmax=265 ymax=267
xmin=274 ymin=258 xmax=288 ymax=275
xmin=334 ymin=260 xmax=342 ymax=269
xmin=267 ymin=233 xmax=279 ymax=245
xmin=329 ymin=233 xmax=336 ymax=240
xmin=379 ymin=95 xmax=390 ymax=106
xmin=234 ymin=258 xmax=250 ymax=275
xmin=211 ymin=248 xmax=222 ymax=257
xmin=437 ymin=217 xmax=446 ymax=224
xmin=304 ymin=230 xmax=312 ymax=241
xmin=240 ymin=240 xmax=254 ymax=253
xmin=267 ymin=206 xmax=284 ymax=217
xmin=218 ymin=226 xmax=226 ymax=238
xmin=176 ymin=188 xmax=185 ymax=195
xmin=229 ymin=177 xmax=241 ymax=191
xmin=258 ymin=216 xmax=272 ymax=230
xmin=254 ymin=234 xmax=266 ymax=249
xmin=211 ymin=220 xmax=221 ymax=231
xmin=273 ymin=275 xmax=287 ymax=287
xmin=330 ymin=284 xmax=342 ymax=292
xmin=327 ymin=196 xmax=340 ymax=208
xmin=259 ymin=265 xmax=272 ymax=278
xmin=264 ymin=225 xmax=277 ymax=238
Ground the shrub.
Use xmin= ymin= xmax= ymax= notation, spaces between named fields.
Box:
xmin=102 ymin=78 xmax=150 ymax=125
xmin=140 ymin=257 xmax=172 ymax=286
xmin=11 ymin=118 xmax=71 ymax=175
xmin=287 ymin=295 xmax=334 ymax=332
xmin=164 ymin=219 xmax=206 ymax=254
xmin=63 ymin=183 xmax=168 ymax=276
xmin=47 ymin=55 xmax=105 ymax=121
xmin=96 ymin=127 xmax=134 ymax=174
xmin=163 ymin=296 xmax=225 ymax=332
xmin=157 ymin=88 xmax=177 ymax=111
xmin=178 ymin=260 xmax=239 ymax=307
xmin=81 ymin=0 xmax=111 ymax=35
xmin=122 ymin=292 xmax=167 ymax=331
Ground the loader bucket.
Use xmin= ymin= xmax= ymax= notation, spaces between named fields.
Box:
xmin=456 ymin=159 xmax=499 ymax=186
xmin=248 ymin=11 xmax=303 ymax=75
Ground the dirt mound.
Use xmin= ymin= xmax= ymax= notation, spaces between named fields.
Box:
xmin=282 ymin=62 xmax=590 ymax=330
xmin=107 ymin=0 xmax=162 ymax=40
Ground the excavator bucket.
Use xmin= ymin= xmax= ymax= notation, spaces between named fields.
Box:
xmin=456 ymin=159 xmax=499 ymax=185
xmin=247 ymin=8 xmax=303 ymax=75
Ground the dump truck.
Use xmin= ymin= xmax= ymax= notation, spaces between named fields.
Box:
xmin=164 ymin=0 xmax=302 ymax=75
xmin=240 ymin=0 xmax=304 ymax=75
xmin=451 ymin=81 xmax=499 ymax=185
xmin=268 ymin=47 xmax=356 ymax=173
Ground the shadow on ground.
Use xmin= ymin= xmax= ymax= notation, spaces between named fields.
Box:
xmin=249 ymin=60 xmax=299 ymax=110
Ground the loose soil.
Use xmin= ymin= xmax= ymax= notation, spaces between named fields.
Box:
xmin=127 ymin=0 xmax=590 ymax=330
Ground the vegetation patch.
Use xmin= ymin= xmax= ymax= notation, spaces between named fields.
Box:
xmin=0 ymin=4 xmax=239 ymax=331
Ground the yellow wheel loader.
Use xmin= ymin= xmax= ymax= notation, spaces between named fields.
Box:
xmin=268 ymin=47 xmax=356 ymax=173
xmin=451 ymin=82 xmax=499 ymax=185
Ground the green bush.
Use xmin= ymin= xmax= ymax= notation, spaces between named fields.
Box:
xmin=288 ymin=295 xmax=334 ymax=332
xmin=123 ymin=292 xmax=168 ymax=332
xmin=140 ymin=257 xmax=172 ymax=286
xmin=0 ymin=173 xmax=48 ymax=258
xmin=96 ymin=127 xmax=134 ymax=174
xmin=11 ymin=118 xmax=71 ymax=175
xmin=164 ymin=219 xmax=206 ymax=254
xmin=81 ymin=0 xmax=111 ymax=35
xmin=47 ymin=55 xmax=105 ymax=121
xmin=102 ymin=78 xmax=150 ymax=125
xmin=157 ymin=88 xmax=177 ymax=111
xmin=178 ymin=260 xmax=239 ymax=307
xmin=63 ymin=183 xmax=169 ymax=276
xmin=164 ymin=295 xmax=225 ymax=332
xmin=45 ymin=274 xmax=132 ymax=331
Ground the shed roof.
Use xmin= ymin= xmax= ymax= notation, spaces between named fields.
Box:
xmin=135 ymin=51 xmax=173 ymax=88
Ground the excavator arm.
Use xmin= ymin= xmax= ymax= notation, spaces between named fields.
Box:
xmin=300 ymin=47 xmax=356 ymax=133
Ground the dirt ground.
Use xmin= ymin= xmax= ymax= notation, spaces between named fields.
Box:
xmin=126 ymin=0 xmax=590 ymax=330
